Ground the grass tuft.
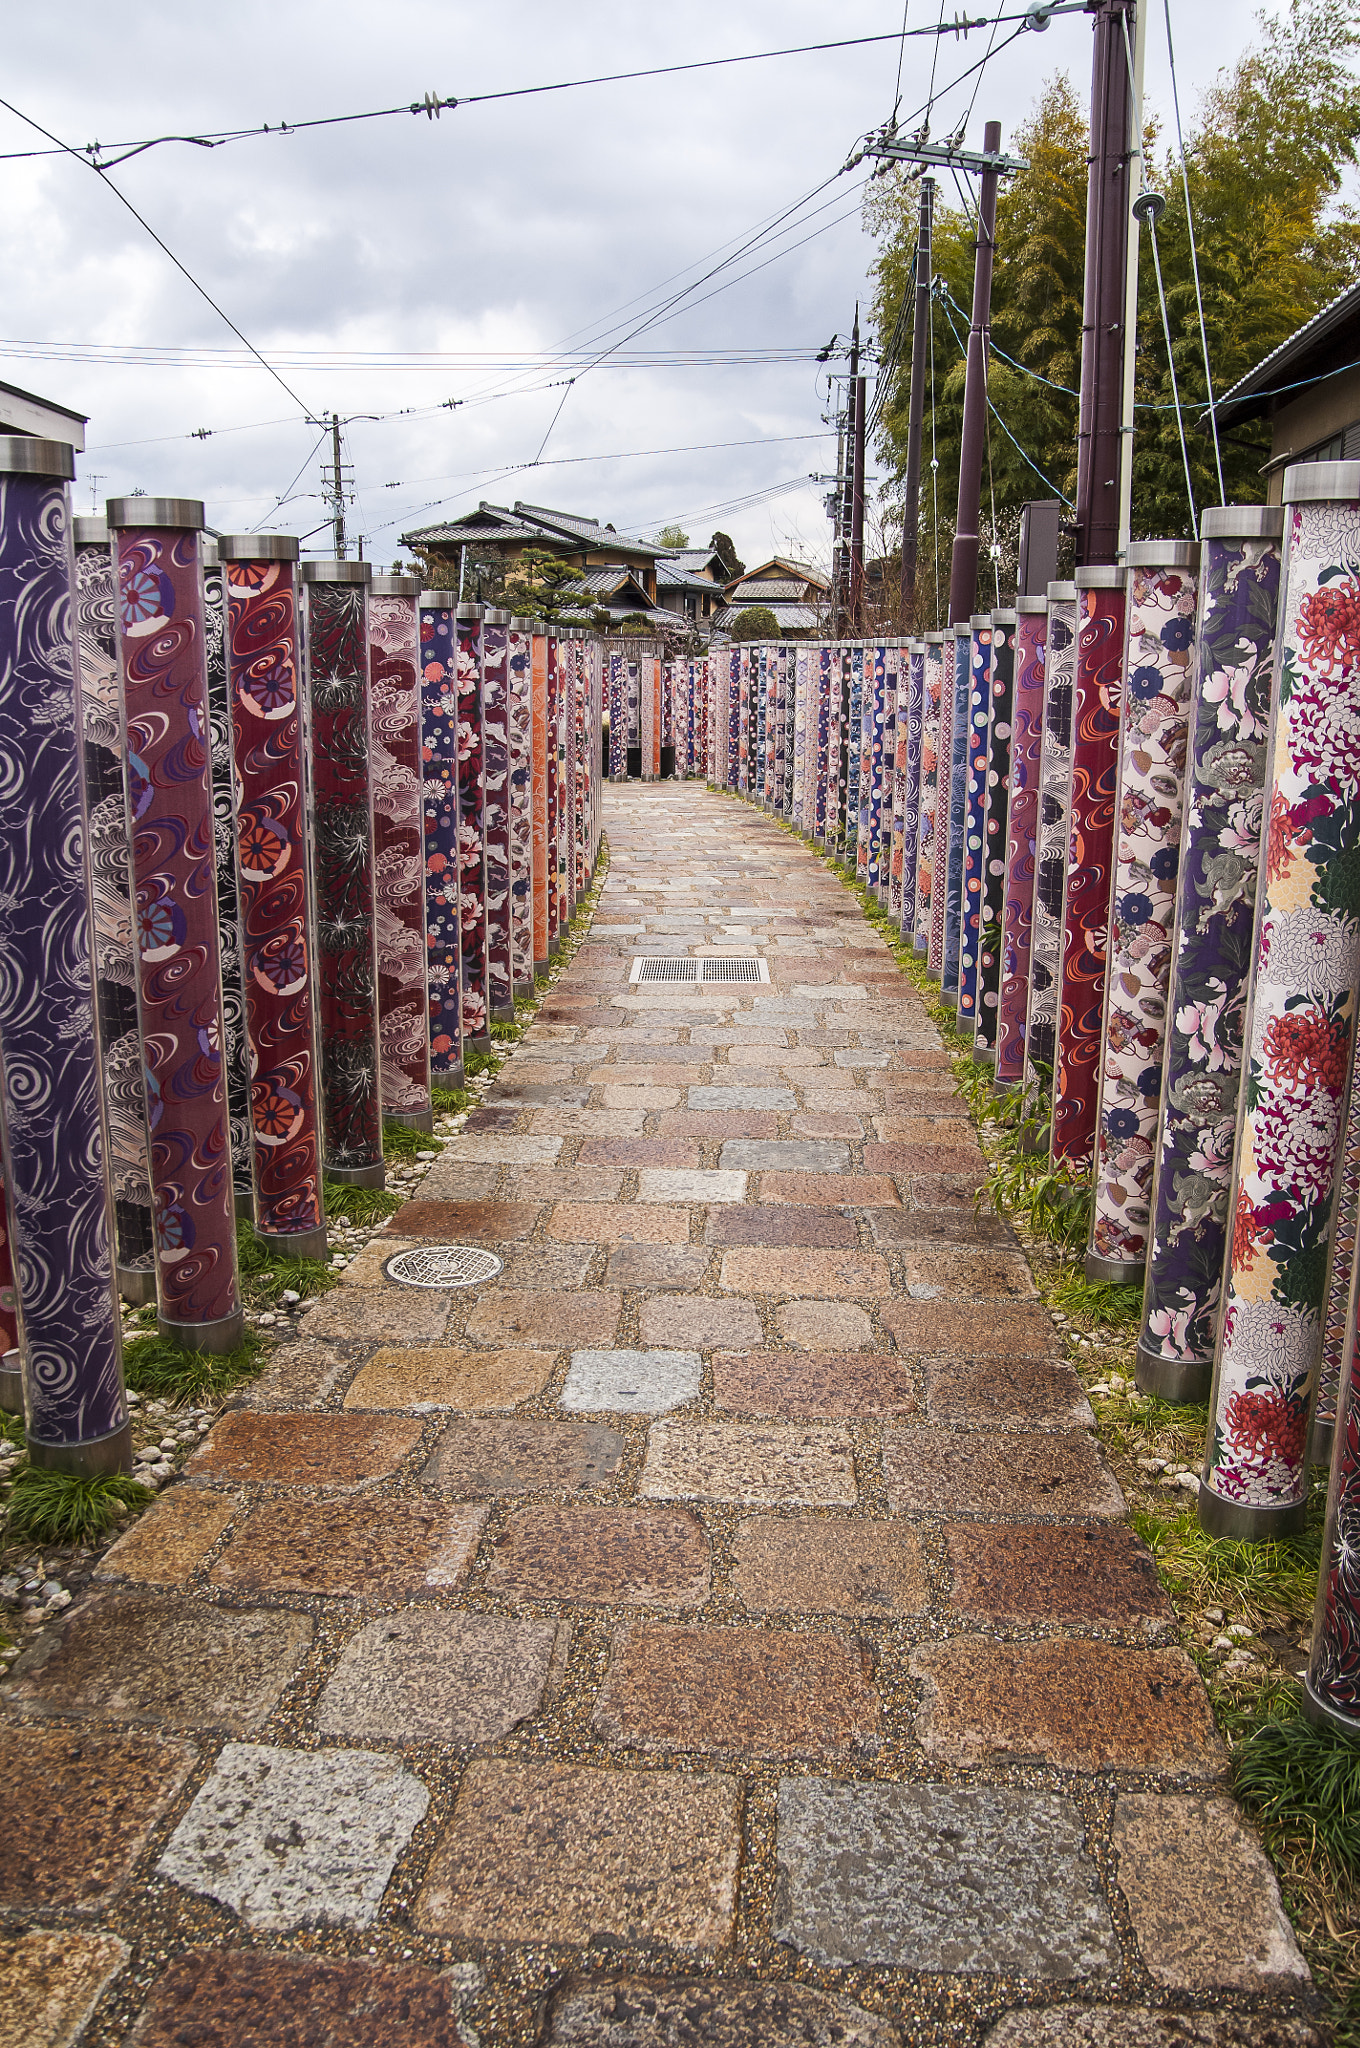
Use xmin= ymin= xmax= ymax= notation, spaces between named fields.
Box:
xmin=382 ymin=1118 xmax=429 ymax=1162
xmin=6 ymin=1466 xmax=154 ymax=1546
xmin=1047 ymin=1268 xmax=1143 ymax=1332
xmin=323 ymin=1179 xmax=402 ymax=1226
xmin=122 ymin=1329 xmax=266 ymax=1405
xmin=1131 ymin=1501 xmax=1323 ymax=1638
xmin=1232 ymin=1696 xmax=1360 ymax=1882
xmin=0 ymin=1408 xmax=23 ymax=1452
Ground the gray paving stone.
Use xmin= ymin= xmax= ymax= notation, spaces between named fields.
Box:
xmin=718 ymin=1141 xmax=850 ymax=1173
xmin=544 ymin=1977 xmax=904 ymax=2045
xmin=985 ymin=2016 xmax=1322 ymax=2047
xmin=562 ymin=1349 xmax=702 ymax=1414
xmin=157 ymin=1742 xmax=429 ymax=1930
xmin=605 ymin=1244 xmax=710 ymax=1291
xmin=773 ymin=1778 xmax=1117 ymax=1978
xmin=686 ymin=1086 xmax=798 ymax=1113
xmin=496 ymin=1245 xmax=596 ymax=1290
xmin=422 ymin=1419 xmax=624 ymax=1495
xmin=637 ymin=1169 xmax=747 ymax=1204
xmin=316 ymin=1612 xmax=558 ymax=1745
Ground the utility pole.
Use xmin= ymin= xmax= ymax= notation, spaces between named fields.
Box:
xmin=836 ymin=314 xmax=860 ymax=635
xmin=899 ymin=176 xmax=935 ymax=627
xmin=329 ymin=411 xmax=348 ymax=559
xmin=1074 ymin=0 xmax=1136 ymax=566
xmin=1117 ymin=0 xmax=1148 ymax=558
xmin=850 ymin=342 xmax=867 ymax=632
xmin=948 ymin=120 xmax=1002 ymax=624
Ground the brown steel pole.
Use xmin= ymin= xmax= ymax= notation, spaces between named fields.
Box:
xmin=947 ymin=122 xmax=1001 ymax=625
xmin=850 ymin=369 xmax=867 ymax=630
xmin=1074 ymin=0 xmax=1135 ymax=567
xmin=900 ymin=176 xmax=935 ymax=627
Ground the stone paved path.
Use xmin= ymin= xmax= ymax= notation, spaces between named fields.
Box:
xmin=0 ymin=787 xmax=1324 ymax=2047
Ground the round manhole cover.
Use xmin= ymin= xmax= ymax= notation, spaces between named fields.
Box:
xmin=384 ymin=1244 xmax=504 ymax=1289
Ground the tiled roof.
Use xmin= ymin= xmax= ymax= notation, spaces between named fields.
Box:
xmin=656 ymin=561 xmax=718 ymax=593
xmin=512 ymin=502 xmax=659 ymax=556
xmin=1215 ymin=280 xmax=1360 ymax=427
xmin=713 ymin=602 xmax=820 ymax=633
xmin=730 ymin=578 xmax=804 ymax=600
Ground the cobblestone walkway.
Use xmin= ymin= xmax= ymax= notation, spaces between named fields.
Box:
xmin=1 ymin=786 xmax=1323 ymax=2047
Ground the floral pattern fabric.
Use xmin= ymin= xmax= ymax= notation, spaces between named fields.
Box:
xmin=368 ymin=590 xmax=431 ymax=1115
xmin=418 ymin=601 xmax=463 ymax=1077
xmin=203 ymin=559 xmax=252 ymax=1199
xmin=1025 ymin=591 xmax=1077 ymax=1080
xmin=958 ymin=623 xmax=994 ymax=1030
xmin=914 ymin=640 xmax=945 ymax=951
xmin=997 ymin=610 xmax=1046 ymax=1088
xmin=507 ymin=625 xmax=534 ymax=989
xmin=940 ymin=632 xmax=971 ymax=990
xmin=975 ymin=616 xmax=1016 ymax=1051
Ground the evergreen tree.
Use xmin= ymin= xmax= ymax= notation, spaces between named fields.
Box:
xmin=500 ymin=546 xmax=597 ymax=625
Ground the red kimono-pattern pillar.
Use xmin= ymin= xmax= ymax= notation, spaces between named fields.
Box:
xmin=996 ymin=599 xmax=1047 ymax=1091
xmin=367 ymin=573 xmax=432 ymax=1128
xmin=531 ymin=627 xmax=550 ymax=972
xmin=456 ymin=604 xmax=491 ymax=1045
xmin=418 ymin=594 xmax=464 ymax=1085
xmin=481 ymin=606 xmax=515 ymax=1022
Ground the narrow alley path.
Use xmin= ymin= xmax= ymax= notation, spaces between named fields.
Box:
xmin=2 ymin=785 xmax=1319 ymax=2047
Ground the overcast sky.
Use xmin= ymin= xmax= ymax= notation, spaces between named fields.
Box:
xmin=1 ymin=0 xmax=1288 ymax=572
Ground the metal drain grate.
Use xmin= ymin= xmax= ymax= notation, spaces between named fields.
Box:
xmin=384 ymin=1244 xmax=503 ymax=1289
xmin=629 ymin=957 xmax=770 ymax=985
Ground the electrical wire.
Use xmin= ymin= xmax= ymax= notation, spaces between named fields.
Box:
xmin=1146 ymin=212 xmax=1197 ymax=527
xmin=930 ymin=263 xmax=940 ymax=629
xmin=892 ymin=2 xmax=912 ymax=119
xmin=1163 ymin=0 xmax=1224 ymax=500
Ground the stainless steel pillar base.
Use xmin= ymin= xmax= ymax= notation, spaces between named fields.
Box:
xmin=491 ymin=1002 xmax=516 ymax=1024
xmin=1302 ymin=1677 xmax=1360 ymax=1743
xmin=468 ymin=1034 xmax=493 ymax=1055
xmin=1310 ymin=1419 xmax=1336 ymax=1473
xmin=385 ymin=1109 xmax=434 ymax=1135
xmin=0 ymin=1347 xmax=21 ymax=1414
xmin=972 ymin=1045 xmax=994 ymax=1066
xmin=513 ymin=979 xmax=535 ymax=1001
xmin=117 ymin=1262 xmax=157 ymax=1306
xmin=257 ymin=1226 xmax=330 ymax=1263
xmin=1019 ymin=1123 xmax=1050 ymax=1156
xmin=993 ymin=1078 xmax=1018 ymax=1099
xmin=26 ymin=1418 xmax=133 ymax=1478
xmin=1085 ymin=1251 xmax=1145 ymax=1286
xmin=234 ymin=1186 xmax=254 ymax=1220
xmin=326 ymin=1161 xmax=386 ymax=1190
xmin=158 ymin=1307 xmax=246 ymax=1356
xmin=1134 ymin=1339 xmax=1211 ymax=1407
xmin=1197 ymin=1485 xmax=1309 ymax=1542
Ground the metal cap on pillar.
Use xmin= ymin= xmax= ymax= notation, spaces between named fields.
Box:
xmin=73 ymin=514 xmax=109 ymax=545
xmin=219 ymin=533 xmax=300 ymax=561
xmin=300 ymin=558 xmax=371 ymax=584
xmin=370 ymin=573 xmax=422 ymax=596
xmin=0 ymin=437 xmax=76 ymax=480
xmin=107 ymin=497 xmax=204 ymax=530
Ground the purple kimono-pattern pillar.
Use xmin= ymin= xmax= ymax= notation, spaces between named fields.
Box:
xmin=727 ymin=648 xmax=740 ymax=790
xmin=1087 ymin=543 xmax=1201 ymax=1284
xmin=957 ymin=619 xmax=993 ymax=1031
xmin=565 ymin=634 xmax=578 ymax=917
xmin=546 ymin=633 xmax=562 ymax=949
xmin=1136 ymin=511 xmax=1283 ymax=1405
xmin=913 ymin=635 xmax=945 ymax=952
xmin=1306 ymin=1227 xmax=1360 ymax=1731
xmin=608 ymin=649 xmax=626 ymax=780
xmin=1025 ymin=584 xmax=1078 ymax=1087
xmin=792 ymin=646 xmax=807 ymax=829
xmin=997 ymin=601 xmax=1047 ymax=1090
xmin=481 ymin=607 xmax=514 ymax=1021
xmin=418 ymin=596 xmax=464 ymax=1083
xmin=940 ymin=626 xmax=971 ymax=990
xmin=221 ymin=536 xmax=326 ymax=1258
xmin=0 ymin=445 xmax=127 ymax=1467
xmin=878 ymin=645 xmax=897 ymax=905
xmin=974 ymin=612 xmax=1016 ymax=1057
xmin=774 ymin=646 xmax=789 ymax=811
xmin=110 ymin=493 xmax=245 ymax=1352
xmin=815 ymin=645 xmax=833 ymax=840
xmin=367 ymin=576 xmax=432 ymax=1128
xmin=301 ymin=562 xmax=384 ymax=1188
xmin=202 ymin=545 xmax=252 ymax=1210
xmin=457 ymin=605 xmax=492 ymax=1035
xmin=508 ymin=619 xmax=535 ymax=999
xmin=899 ymin=642 xmax=925 ymax=937
xmin=73 ymin=518 xmax=155 ymax=1298
xmin=1201 ymin=463 xmax=1360 ymax=1541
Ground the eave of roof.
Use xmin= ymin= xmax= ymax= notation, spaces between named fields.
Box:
xmin=1215 ymin=280 xmax=1360 ymax=428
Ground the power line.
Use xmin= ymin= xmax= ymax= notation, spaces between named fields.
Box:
xmin=1162 ymin=0 xmax=1224 ymax=500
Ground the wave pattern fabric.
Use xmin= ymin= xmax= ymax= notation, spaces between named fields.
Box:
xmin=482 ymin=615 xmax=514 ymax=1015
xmin=975 ymin=616 xmax=1016 ymax=1052
xmin=507 ymin=625 xmax=534 ymax=988
xmin=914 ymin=641 xmax=944 ymax=952
xmin=1089 ymin=557 xmax=1201 ymax=1273
xmin=75 ymin=531 xmax=153 ymax=1275
xmin=114 ymin=517 xmax=242 ymax=1332
xmin=997 ymin=611 xmax=1046 ymax=1088
xmin=957 ymin=624 xmax=993 ymax=1029
xmin=457 ymin=612 xmax=491 ymax=1035
xmin=418 ymin=601 xmax=464 ymax=1077
xmin=224 ymin=556 xmax=324 ymax=1242
xmin=1026 ymin=593 xmax=1077 ymax=1080
xmin=531 ymin=632 xmax=549 ymax=964
xmin=1053 ymin=580 xmax=1125 ymax=1167
xmin=940 ymin=634 xmax=970 ymax=989
xmin=203 ymin=559 xmax=252 ymax=1201
xmin=899 ymin=644 xmax=924 ymax=939
xmin=368 ymin=590 xmax=430 ymax=1116
xmin=3 ymin=472 xmax=125 ymax=1444
xmin=1204 ymin=489 xmax=1360 ymax=1521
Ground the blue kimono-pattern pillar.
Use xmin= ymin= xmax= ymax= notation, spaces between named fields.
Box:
xmin=1025 ymin=583 xmax=1078 ymax=1086
xmin=957 ymin=618 xmax=994 ymax=1032
xmin=974 ymin=612 xmax=1016 ymax=1058
xmin=0 ymin=444 xmax=128 ymax=1468
xmin=845 ymin=647 xmax=863 ymax=863
xmin=202 ymin=542 xmax=252 ymax=1211
xmin=913 ymin=635 xmax=945 ymax=954
xmin=877 ymin=644 xmax=895 ymax=905
xmin=815 ymin=645 xmax=832 ymax=841
xmin=899 ymin=641 xmax=925 ymax=937
xmin=418 ymin=595 xmax=464 ymax=1083
xmin=73 ymin=516 xmax=156 ymax=1302
xmin=110 ymin=492 xmax=245 ymax=1351
xmin=940 ymin=625 xmax=971 ymax=990
xmin=608 ymin=649 xmax=626 ymax=780
xmin=997 ymin=601 xmax=1047 ymax=1091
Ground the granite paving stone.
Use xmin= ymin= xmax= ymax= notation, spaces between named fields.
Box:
xmin=947 ymin=1522 xmax=1173 ymax=1627
xmin=876 ymin=1114 xmax=982 ymax=1148
xmin=487 ymin=1506 xmax=711 ymax=1607
xmin=637 ymin=1168 xmax=747 ymax=1204
xmin=415 ymin=1759 xmax=739 ymax=1948
xmin=239 ymin=1337 xmax=351 ymax=1412
xmin=712 ymin=1348 xmax=916 ymax=1417
xmin=898 ymin=1246 xmax=1037 ymax=1297
xmin=865 ymin=1142 xmax=987 ymax=1175
xmin=444 ymin=1134 xmax=563 ymax=1164
xmin=208 ymin=1497 xmax=487 ymax=1600
xmin=342 ymin=1346 xmax=556 ymax=1412
xmin=773 ymin=1779 xmax=1117 ymax=1976
xmin=985 ymin=2015 xmax=1322 ymax=2047
xmin=542 ymin=1978 xmax=903 ymax=2045
xmin=0 ymin=1930 xmax=130 ymax=2048
xmin=776 ymin=1301 xmax=876 ymax=1348
xmin=911 ymin=1641 xmax=1223 ymax=1772
xmin=517 ymin=1167 xmax=626 ymax=1202
xmin=396 ymin=1199 xmax=543 ymax=1241
xmin=926 ymin=1357 xmax=1094 ymax=1428
xmin=718 ymin=1141 xmax=849 ymax=1172
xmin=637 ymin=1295 xmax=763 ymax=1350
xmin=732 ymin=1518 xmax=927 ymax=1617
xmin=705 ymin=1206 xmax=858 ymax=1247
xmin=605 ymin=1244 xmax=711 ymax=1290
xmin=686 ymin=1085 xmax=797 ymax=1113
xmin=579 ymin=1140 xmax=700 ymax=1167
xmin=718 ymin=1249 xmax=890 ymax=1299
xmin=95 ymin=1487 xmax=235 ymax=1586
xmin=1111 ymin=1795 xmax=1310 ymax=1989
xmin=157 ymin=1742 xmax=429 ymax=1929
xmin=301 ymin=1288 xmax=453 ymax=1343
xmin=186 ymin=1411 xmax=423 ymax=1490
xmin=655 ymin=1110 xmax=781 ymax=1139
xmin=640 ymin=1421 xmax=857 ymax=1506
xmin=422 ymin=1419 xmax=624 ymax=1495
xmin=129 ymin=1952 xmax=471 ymax=2048
xmin=4 ymin=1592 xmax=311 ymax=1732
xmin=464 ymin=1288 xmax=622 ymax=1348
xmin=562 ymin=1348 xmax=703 ymax=1414
xmin=549 ymin=1203 xmax=692 ymax=1244
xmin=317 ymin=1612 xmax=559 ymax=1744
xmin=868 ymin=1205 xmax=1016 ymax=1249
xmin=762 ymin=1172 xmax=901 ymax=1206
xmin=882 ymin=1427 xmax=1125 ymax=1519
xmin=0 ymin=1725 xmax=196 ymax=1910
xmin=881 ymin=1300 xmax=1060 ymax=1354
xmin=593 ymin=1624 xmax=878 ymax=1759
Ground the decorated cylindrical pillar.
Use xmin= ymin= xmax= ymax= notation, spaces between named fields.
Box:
xmin=202 ymin=542 xmax=253 ymax=1216
xmin=820 ymin=644 xmax=838 ymax=845
xmin=939 ymin=624 xmax=971 ymax=989
xmin=974 ymin=610 xmax=1016 ymax=1060
xmin=957 ymin=616 xmax=994 ymax=1033
xmin=564 ymin=631 xmax=579 ymax=918
xmin=1052 ymin=566 xmax=1126 ymax=1169
xmin=792 ymin=646 xmax=806 ymax=828
xmin=845 ymin=645 xmax=863 ymax=864
xmin=1305 ymin=1224 xmax=1360 ymax=1734
xmin=879 ymin=644 xmax=898 ymax=906
xmin=546 ymin=628 xmax=562 ymax=952
xmin=299 ymin=559 xmax=384 ymax=1190
xmin=1200 ymin=463 xmax=1360 ymax=1540
xmin=898 ymin=640 xmax=925 ymax=938
xmin=456 ymin=603 xmax=493 ymax=1028
xmin=0 ymin=445 xmax=127 ymax=1466
xmin=507 ymin=617 xmax=536 ymax=998
xmin=1024 ymin=582 xmax=1078 ymax=1087
xmin=608 ymin=648 xmax=626 ymax=781
xmin=73 ymin=514 xmax=156 ymax=1302
xmin=531 ymin=626 xmax=550 ymax=972
xmin=109 ymin=491 xmax=245 ymax=1353
xmin=913 ymin=634 xmax=945 ymax=954
xmin=220 ymin=535 xmax=326 ymax=1258
xmin=367 ymin=573 xmax=432 ymax=1129
xmin=1087 ymin=542 xmax=1201 ymax=1283
xmin=481 ymin=605 xmax=515 ymax=1022
xmin=1135 ymin=510 xmax=1283 ymax=1402
xmin=640 ymin=638 xmax=657 ymax=785
xmin=417 ymin=592 xmax=464 ymax=1084
xmin=996 ymin=599 xmax=1047 ymax=1092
